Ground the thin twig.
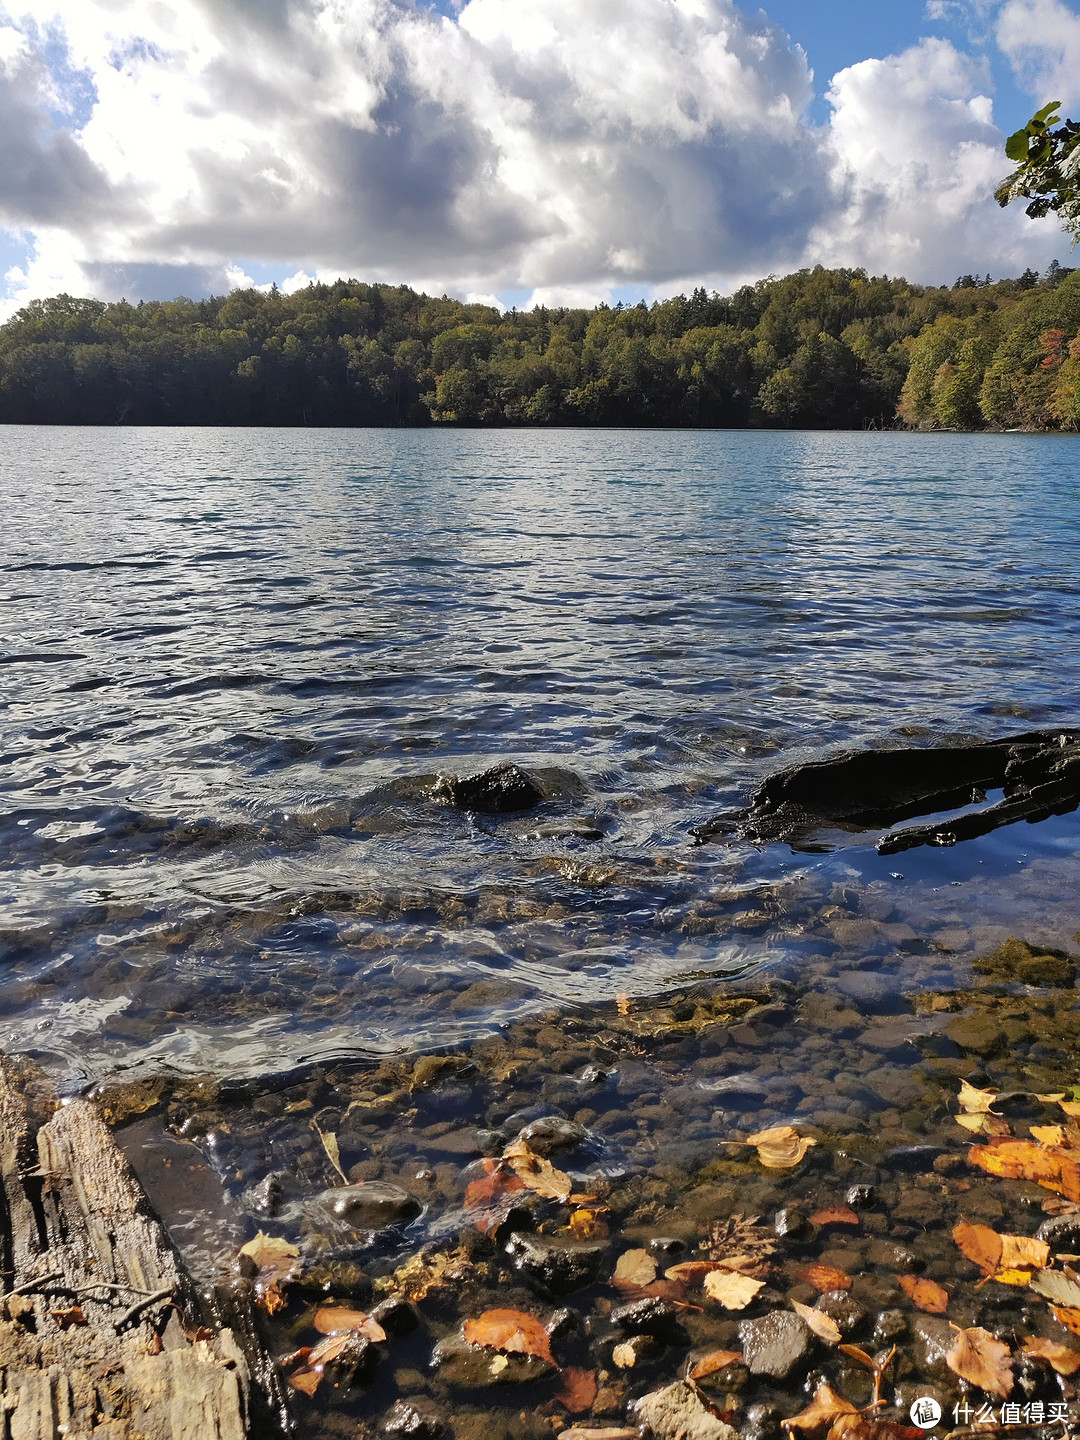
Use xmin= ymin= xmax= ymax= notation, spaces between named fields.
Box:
xmin=113 ymin=1286 xmax=176 ymax=1333
xmin=5 ymin=1270 xmax=62 ymax=1299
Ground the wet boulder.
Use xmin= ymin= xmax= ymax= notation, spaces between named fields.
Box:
xmin=431 ymin=1330 xmax=557 ymax=1387
xmin=738 ymin=1312 xmax=813 ymax=1379
xmin=512 ymin=1116 xmax=587 ymax=1155
xmin=436 ymin=763 xmax=544 ymax=815
xmin=304 ymin=1181 xmax=422 ymax=1231
xmin=610 ymin=1296 xmax=686 ymax=1342
xmin=634 ymin=1380 xmax=739 ymax=1440
xmin=505 ymin=1232 xmax=608 ymax=1295
xmin=382 ymin=1398 xmax=448 ymax=1440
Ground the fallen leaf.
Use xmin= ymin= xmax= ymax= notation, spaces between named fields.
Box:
xmin=1051 ymin=1305 xmax=1080 ymax=1336
xmin=946 ymin=1324 xmax=1013 ymax=1397
xmin=616 ymin=993 xmax=631 ymax=1016
xmin=837 ymin=1345 xmax=876 ymax=1371
xmin=898 ymin=1276 xmax=949 ymax=1313
xmin=952 ymin=1219 xmax=1002 ymax=1275
xmin=781 ymin=1380 xmax=859 ymax=1433
xmin=464 ymin=1160 xmax=526 ymax=1225
xmin=827 ymin=1417 xmax=870 ymax=1440
xmin=791 ymin=1299 xmax=841 ymax=1343
xmin=703 ymin=1270 xmax=765 ymax=1310
xmin=612 ymin=1341 xmax=637 ymax=1368
xmin=798 ymin=1264 xmax=852 ymax=1293
xmin=1000 ymin=1235 xmax=1051 ymax=1272
xmin=952 ymin=1220 xmax=1048 ymax=1282
xmin=463 ymin=1308 xmax=555 ymax=1366
xmin=689 ymin=1349 xmax=744 ymax=1381
xmin=314 ymin=1122 xmax=348 ymax=1185
xmin=665 ymin=1260 xmax=723 ymax=1286
xmin=1032 ymin=1125 xmax=1067 ymax=1146
xmin=375 ymin=1244 xmax=471 ymax=1303
xmin=1038 ymin=1093 xmax=1069 ymax=1103
xmin=503 ymin=1139 xmax=573 ymax=1202
xmin=956 ymin=1112 xmax=1012 ymax=1137
xmin=554 ymin=1367 xmax=598 ymax=1413
xmin=569 ymin=1208 xmax=609 ymax=1241
xmin=959 ymin=1080 xmax=1001 ymax=1114
xmin=1042 ymin=1197 xmax=1080 ymax=1215
xmin=1061 ymin=1102 xmax=1080 ymax=1119
xmin=809 ymin=1208 xmax=860 ymax=1227
xmin=558 ymin=1431 xmax=635 ymax=1440
xmin=745 ymin=1125 xmax=817 ymax=1170
xmin=288 ymin=1369 xmax=321 ymax=1397
xmin=614 ymin=1249 xmax=657 ymax=1287
xmin=312 ymin=1306 xmax=386 ymax=1341
xmin=1021 ymin=1336 xmax=1080 ymax=1374
xmin=239 ymin=1231 xmax=302 ymax=1314
xmin=50 ymin=1305 xmax=87 ymax=1328
xmin=969 ymin=1138 xmax=1080 ymax=1201
xmin=706 ymin=1215 xmax=777 ymax=1276
xmin=1030 ymin=1268 xmax=1080 ymax=1308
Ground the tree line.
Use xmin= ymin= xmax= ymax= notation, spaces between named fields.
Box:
xmin=0 ymin=262 xmax=1076 ymax=430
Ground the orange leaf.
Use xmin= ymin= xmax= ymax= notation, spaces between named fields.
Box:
xmin=969 ymin=1139 xmax=1080 ymax=1201
xmin=898 ymin=1276 xmax=949 ymax=1314
xmin=665 ymin=1260 xmax=725 ymax=1285
xmin=1053 ymin=1305 xmax=1080 ymax=1336
xmin=464 ymin=1162 xmax=526 ymax=1230
xmin=946 ymin=1324 xmax=1013 ymax=1398
xmin=1022 ymin=1336 xmax=1080 ymax=1375
xmin=50 ymin=1305 xmax=87 ymax=1328
xmin=838 ymin=1344 xmax=876 ymax=1371
xmin=312 ymin=1306 xmax=386 ymax=1341
xmin=809 ymin=1208 xmax=860 ymax=1227
xmin=288 ymin=1369 xmax=321 ymax=1396
xmin=463 ymin=1308 xmax=555 ymax=1366
xmin=554 ymin=1367 xmax=598 ymax=1413
xmin=781 ymin=1380 xmax=859 ymax=1433
xmin=792 ymin=1299 xmax=841 ymax=1343
xmin=798 ymin=1264 xmax=852 ymax=1293
xmin=690 ymin=1349 xmax=744 ymax=1380
xmin=952 ymin=1220 xmax=1049 ymax=1282
xmin=1031 ymin=1126 xmax=1067 ymax=1146
xmin=952 ymin=1219 xmax=1003 ymax=1275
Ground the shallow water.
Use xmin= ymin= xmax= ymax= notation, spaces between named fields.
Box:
xmin=2 ymin=425 xmax=1080 ymax=1086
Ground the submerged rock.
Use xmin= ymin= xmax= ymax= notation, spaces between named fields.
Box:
xmin=299 ymin=1181 xmax=422 ymax=1232
xmin=431 ymin=1330 xmax=556 ymax=1386
xmin=505 ymin=1232 xmax=608 ymax=1294
xmin=738 ymin=1312 xmax=812 ymax=1379
xmin=382 ymin=1397 xmax=448 ymax=1440
xmin=435 ymin=763 xmax=544 ymax=815
xmin=634 ymin=1381 xmax=738 ymax=1440
xmin=974 ymin=936 xmax=1077 ymax=987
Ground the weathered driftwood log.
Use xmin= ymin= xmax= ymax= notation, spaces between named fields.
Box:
xmin=0 ymin=1057 xmax=290 ymax=1439
xmin=692 ymin=727 xmax=1080 ymax=854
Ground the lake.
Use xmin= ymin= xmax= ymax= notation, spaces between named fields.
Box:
xmin=2 ymin=425 xmax=1080 ymax=1087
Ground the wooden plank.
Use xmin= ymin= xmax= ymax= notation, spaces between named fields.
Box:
xmin=0 ymin=1058 xmax=289 ymax=1439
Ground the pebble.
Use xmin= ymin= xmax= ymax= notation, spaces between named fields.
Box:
xmin=512 ymin=1115 xmax=587 ymax=1155
xmin=738 ymin=1312 xmax=813 ymax=1379
xmin=610 ymin=1296 xmax=684 ymax=1340
xmin=382 ymin=1397 xmax=448 ymax=1440
xmin=815 ymin=1290 xmax=866 ymax=1335
xmin=910 ymin=1315 xmax=957 ymax=1380
xmin=504 ymin=1232 xmax=608 ymax=1294
xmin=633 ymin=1381 xmax=738 ymax=1440
xmin=312 ymin=1181 xmax=422 ymax=1230
xmin=845 ymin=1184 xmax=878 ymax=1210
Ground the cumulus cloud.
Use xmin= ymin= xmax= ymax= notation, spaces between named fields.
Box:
xmin=996 ymin=0 xmax=1080 ymax=108
xmin=0 ymin=0 xmax=1067 ymax=318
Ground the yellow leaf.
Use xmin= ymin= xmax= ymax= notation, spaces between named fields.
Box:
xmin=314 ymin=1122 xmax=348 ymax=1185
xmin=1038 ymin=1093 xmax=1068 ymax=1102
xmin=1032 ymin=1125 xmax=1067 ymax=1145
xmin=791 ymin=1299 xmax=841 ymax=1344
xmin=744 ymin=1125 xmax=817 ymax=1170
xmin=703 ymin=1270 xmax=765 ymax=1310
xmin=1061 ymin=1101 xmax=1080 ymax=1119
xmin=958 ymin=1080 xmax=1000 ymax=1114
xmin=612 ymin=1341 xmax=637 ymax=1368
xmin=956 ymin=1112 xmax=1011 ymax=1137
xmin=502 ymin=1139 xmax=573 ymax=1202
xmin=613 ymin=1249 xmax=657 ymax=1287
xmin=463 ymin=1308 xmax=555 ymax=1365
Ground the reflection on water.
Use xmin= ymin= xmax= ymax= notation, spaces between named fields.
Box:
xmin=2 ymin=426 xmax=1080 ymax=1084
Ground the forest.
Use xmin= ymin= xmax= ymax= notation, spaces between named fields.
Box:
xmin=0 ymin=262 xmax=1077 ymax=430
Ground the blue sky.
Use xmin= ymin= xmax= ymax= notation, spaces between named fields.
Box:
xmin=0 ymin=0 xmax=1076 ymax=317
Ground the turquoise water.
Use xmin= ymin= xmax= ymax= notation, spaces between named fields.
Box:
xmin=2 ymin=426 xmax=1079 ymax=1082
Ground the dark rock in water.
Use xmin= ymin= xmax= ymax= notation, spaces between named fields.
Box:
xmin=244 ymin=1172 xmax=283 ymax=1217
xmin=739 ymin=1312 xmax=812 ymax=1379
xmin=512 ymin=1115 xmax=586 ymax=1155
xmin=773 ymin=1206 xmax=814 ymax=1241
xmin=649 ymin=1236 xmax=687 ymax=1260
xmin=692 ymin=728 xmax=1080 ymax=854
xmin=382 ymin=1398 xmax=448 ymax=1440
xmin=611 ymin=1296 xmax=686 ymax=1341
xmin=614 ymin=1333 xmax=663 ymax=1367
xmin=634 ymin=1381 xmax=738 ymax=1440
xmin=319 ymin=1181 xmax=421 ymax=1229
xmin=371 ymin=1296 xmax=420 ymax=1337
xmin=910 ymin=1315 xmax=956 ymax=1379
xmin=743 ymin=1403 xmax=784 ymax=1440
xmin=505 ymin=1231 xmax=607 ymax=1294
xmin=816 ymin=1290 xmax=866 ymax=1336
xmin=1036 ymin=1212 xmax=1080 ymax=1250
xmin=868 ymin=1239 xmax=921 ymax=1272
xmin=437 ymin=763 xmax=544 ymax=814
xmin=546 ymin=1306 xmax=580 ymax=1339
xmin=845 ymin=1184 xmax=878 ymax=1210
xmin=874 ymin=1309 xmax=909 ymax=1346
xmin=432 ymin=1330 xmax=556 ymax=1386
xmin=974 ymin=936 xmax=1077 ymax=988
xmin=318 ymin=1330 xmax=379 ymax=1388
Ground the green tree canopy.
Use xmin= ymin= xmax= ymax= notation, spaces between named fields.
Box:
xmin=997 ymin=101 xmax=1080 ymax=244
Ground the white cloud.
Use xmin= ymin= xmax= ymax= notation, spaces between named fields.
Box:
xmin=996 ymin=0 xmax=1080 ymax=108
xmin=0 ymin=0 xmax=1069 ymax=318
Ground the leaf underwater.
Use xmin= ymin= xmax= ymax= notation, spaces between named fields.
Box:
xmin=799 ymin=1263 xmax=853 ymax=1293
xmin=791 ymin=1299 xmax=841 ymax=1343
xmin=744 ymin=1125 xmax=817 ymax=1169
xmin=238 ymin=1231 xmax=302 ymax=1314
xmin=703 ymin=1270 xmax=765 ymax=1310
xmin=463 ymin=1308 xmax=556 ymax=1366
xmin=781 ymin=1380 xmax=858 ymax=1433
xmin=968 ymin=1138 xmax=1080 ymax=1201
xmin=898 ymin=1275 xmax=949 ymax=1313
xmin=1022 ymin=1335 xmax=1080 ymax=1374
xmin=690 ymin=1348 xmax=744 ymax=1380
xmin=946 ymin=1324 xmax=1013 ymax=1397
xmin=502 ymin=1138 xmax=573 ymax=1202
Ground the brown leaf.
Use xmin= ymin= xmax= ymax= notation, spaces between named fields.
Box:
xmin=502 ymin=1139 xmax=573 ymax=1202
xmin=313 ymin=1122 xmax=348 ymax=1184
xmin=665 ymin=1261 xmax=722 ymax=1286
xmin=463 ymin=1308 xmax=555 ymax=1366
xmin=1032 ymin=1125 xmax=1067 ymax=1146
xmin=288 ymin=1368 xmax=321 ymax=1397
xmin=51 ymin=1305 xmax=87 ymax=1328
xmin=781 ymin=1380 xmax=859 ymax=1433
xmin=311 ymin=1306 xmax=386 ymax=1341
xmin=555 ymin=1367 xmax=598 ymax=1413
xmin=703 ymin=1270 xmax=764 ymax=1310
xmin=827 ymin=1417 xmax=870 ymax=1440
xmin=898 ymin=1276 xmax=949 ymax=1313
xmin=705 ymin=1215 xmax=777 ymax=1276
xmin=791 ymin=1300 xmax=841 ymax=1344
xmin=952 ymin=1219 xmax=1003 ymax=1275
xmin=1060 ymin=1101 xmax=1080 ymax=1119
xmin=837 ymin=1344 xmax=876 ymax=1371
xmin=745 ymin=1125 xmax=817 ymax=1170
xmin=798 ymin=1264 xmax=852 ymax=1294
xmin=616 ymin=993 xmax=631 ymax=1016
xmin=999 ymin=1235 xmax=1051 ymax=1274
xmin=1022 ymin=1336 xmax=1080 ymax=1374
xmin=809 ymin=1208 xmax=860 ymax=1227
xmin=613 ymin=1249 xmax=657 ymax=1287
xmin=945 ymin=1324 xmax=1013 ymax=1397
xmin=969 ymin=1138 xmax=1080 ymax=1201
xmin=690 ymin=1349 xmax=744 ymax=1380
